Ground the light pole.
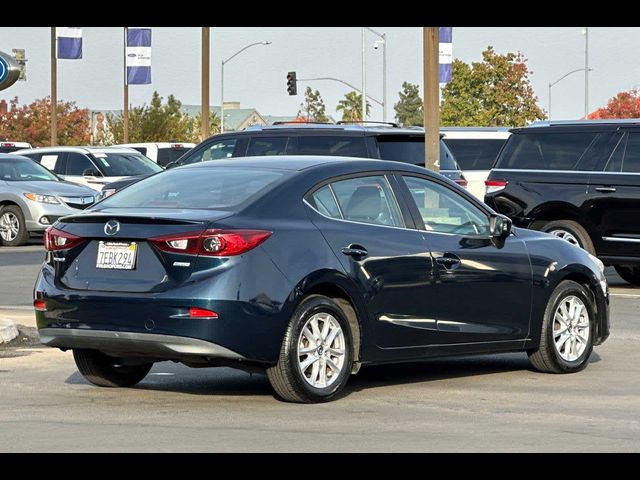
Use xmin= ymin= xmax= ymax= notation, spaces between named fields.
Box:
xmin=361 ymin=28 xmax=366 ymax=123
xmin=221 ymin=41 xmax=271 ymax=133
xmin=548 ymin=68 xmax=592 ymax=120
xmin=582 ymin=27 xmax=589 ymax=117
xmin=365 ymin=26 xmax=387 ymax=122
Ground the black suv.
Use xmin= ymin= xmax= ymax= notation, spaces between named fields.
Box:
xmin=485 ymin=119 xmax=640 ymax=284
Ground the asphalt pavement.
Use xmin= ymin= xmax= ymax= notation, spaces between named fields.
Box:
xmin=0 ymin=243 xmax=639 ymax=452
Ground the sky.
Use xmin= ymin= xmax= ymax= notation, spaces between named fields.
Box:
xmin=0 ymin=27 xmax=639 ymax=123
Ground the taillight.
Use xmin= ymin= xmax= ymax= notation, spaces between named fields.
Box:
xmin=150 ymin=229 xmax=272 ymax=257
xmin=34 ymin=299 xmax=46 ymax=312
xmin=188 ymin=307 xmax=218 ymax=318
xmin=44 ymin=227 xmax=84 ymax=251
xmin=485 ymin=179 xmax=508 ymax=194
xmin=1 ymin=142 xmax=15 ymax=147
xmin=454 ymin=178 xmax=468 ymax=188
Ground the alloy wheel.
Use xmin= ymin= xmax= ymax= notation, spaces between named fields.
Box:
xmin=0 ymin=212 xmax=19 ymax=242
xmin=297 ymin=312 xmax=346 ymax=389
xmin=548 ymin=229 xmax=580 ymax=247
xmin=553 ymin=295 xmax=590 ymax=362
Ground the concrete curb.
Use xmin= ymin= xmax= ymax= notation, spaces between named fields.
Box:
xmin=0 ymin=318 xmax=19 ymax=344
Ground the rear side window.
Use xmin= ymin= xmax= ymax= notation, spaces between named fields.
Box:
xmin=330 ymin=176 xmax=404 ymax=227
xmin=496 ymin=132 xmax=598 ymax=170
xmin=291 ymin=136 xmax=367 ymax=157
xmin=376 ymin=137 xmax=458 ymax=170
xmin=622 ymin=132 xmax=640 ymax=173
xmin=443 ymin=138 xmax=507 ymax=170
xmin=310 ymin=185 xmax=341 ymax=219
xmin=246 ymin=137 xmax=288 ymax=156
xmin=99 ymin=168 xmax=285 ymax=210
xmin=156 ymin=148 xmax=190 ymax=167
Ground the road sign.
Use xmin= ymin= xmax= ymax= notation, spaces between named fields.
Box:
xmin=0 ymin=51 xmax=20 ymax=91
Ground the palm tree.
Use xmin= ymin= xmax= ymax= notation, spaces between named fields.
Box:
xmin=336 ymin=91 xmax=371 ymax=122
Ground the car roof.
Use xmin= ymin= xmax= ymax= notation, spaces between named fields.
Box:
xmin=441 ymin=129 xmax=511 ymax=140
xmin=511 ymin=119 xmax=640 ymax=134
xmin=116 ymin=142 xmax=196 ymax=148
xmin=12 ymin=146 xmax=140 ymax=155
xmin=210 ymin=123 xmax=432 ymax=137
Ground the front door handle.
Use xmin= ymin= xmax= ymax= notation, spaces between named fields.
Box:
xmin=341 ymin=244 xmax=368 ymax=259
xmin=595 ymin=186 xmax=617 ymax=193
xmin=435 ymin=254 xmax=461 ymax=269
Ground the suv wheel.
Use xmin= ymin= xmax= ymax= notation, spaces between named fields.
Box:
xmin=0 ymin=205 xmax=29 ymax=247
xmin=528 ymin=280 xmax=595 ymax=374
xmin=614 ymin=265 xmax=640 ymax=286
xmin=73 ymin=349 xmax=153 ymax=387
xmin=537 ymin=220 xmax=595 ymax=254
xmin=267 ymin=295 xmax=354 ymax=403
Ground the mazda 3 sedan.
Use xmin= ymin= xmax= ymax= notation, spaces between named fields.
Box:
xmin=34 ymin=157 xmax=610 ymax=403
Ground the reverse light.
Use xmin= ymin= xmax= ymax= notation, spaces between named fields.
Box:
xmin=485 ymin=179 xmax=508 ymax=194
xmin=24 ymin=193 xmax=60 ymax=204
xmin=188 ymin=307 xmax=218 ymax=319
xmin=150 ymin=229 xmax=272 ymax=257
xmin=44 ymin=227 xmax=84 ymax=251
xmin=34 ymin=299 xmax=46 ymax=312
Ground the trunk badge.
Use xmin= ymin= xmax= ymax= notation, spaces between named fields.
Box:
xmin=104 ymin=220 xmax=121 ymax=236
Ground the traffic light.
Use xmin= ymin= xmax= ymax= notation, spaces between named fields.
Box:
xmin=286 ymin=71 xmax=297 ymax=96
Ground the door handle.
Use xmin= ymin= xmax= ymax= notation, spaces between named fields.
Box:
xmin=435 ymin=254 xmax=461 ymax=269
xmin=341 ymin=245 xmax=368 ymax=259
xmin=595 ymin=186 xmax=617 ymax=193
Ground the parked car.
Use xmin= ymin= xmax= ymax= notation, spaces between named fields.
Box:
xmin=0 ymin=154 xmax=96 ymax=246
xmin=441 ymin=127 xmax=511 ymax=200
xmin=485 ymin=119 xmax=640 ymax=285
xmin=115 ymin=142 xmax=195 ymax=167
xmin=35 ymin=156 xmax=609 ymax=403
xmin=104 ymin=125 xmax=467 ymax=197
xmin=0 ymin=141 xmax=32 ymax=153
xmin=13 ymin=146 xmax=162 ymax=192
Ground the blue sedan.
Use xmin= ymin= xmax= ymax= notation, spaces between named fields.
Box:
xmin=34 ymin=156 xmax=609 ymax=403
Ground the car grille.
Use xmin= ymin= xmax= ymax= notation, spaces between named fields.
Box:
xmin=60 ymin=196 xmax=95 ymax=210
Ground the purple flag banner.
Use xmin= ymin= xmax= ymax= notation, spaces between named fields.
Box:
xmin=56 ymin=27 xmax=83 ymax=60
xmin=439 ymin=27 xmax=453 ymax=84
xmin=126 ymin=28 xmax=152 ymax=85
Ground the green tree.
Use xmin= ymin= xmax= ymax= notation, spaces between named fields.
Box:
xmin=108 ymin=91 xmax=198 ymax=143
xmin=394 ymin=82 xmax=423 ymax=126
xmin=336 ymin=91 xmax=371 ymax=122
xmin=297 ymin=86 xmax=329 ymax=122
xmin=441 ymin=47 xmax=546 ymax=127
xmin=193 ymin=110 xmax=221 ymax=141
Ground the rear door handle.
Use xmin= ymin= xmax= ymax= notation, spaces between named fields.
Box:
xmin=595 ymin=186 xmax=617 ymax=193
xmin=341 ymin=245 xmax=368 ymax=259
xmin=435 ymin=254 xmax=461 ymax=269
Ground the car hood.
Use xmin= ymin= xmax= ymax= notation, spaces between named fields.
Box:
xmin=15 ymin=180 xmax=96 ymax=197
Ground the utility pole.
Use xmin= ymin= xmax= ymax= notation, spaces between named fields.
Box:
xmin=423 ymin=27 xmax=440 ymax=172
xmin=123 ymin=27 xmax=129 ymax=143
xmin=201 ymin=27 xmax=210 ymax=140
xmin=584 ymin=27 xmax=589 ymax=117
xmin=361 ymin=27 xmax=366 ymax=122
xmin=50 ymin=27 xmax=57 ymax=146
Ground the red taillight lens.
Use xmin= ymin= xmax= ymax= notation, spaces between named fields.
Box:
xmin=188 ymin=307 xmax=218 ymax=318
xmin=454 ymin=178 xmax=468 ymax=188
xmin=150 ymin=229 xmax=272 ymax=257
xmin=44 ymin=227 xmax=84 ymax=251
xmin=485 ymin=179 xmax=508 ymax=194
xmin=34 ymin=299 xmax=46 ymax=312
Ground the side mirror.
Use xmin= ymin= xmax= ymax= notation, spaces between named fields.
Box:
xmin=83 ymin=168 xmax=100 ymax=178
xmin=490 ymin=214 xmax=512 ymax=239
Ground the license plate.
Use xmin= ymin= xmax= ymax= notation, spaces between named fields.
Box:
xmin=96 ymin=241 xmax=138 ymax=270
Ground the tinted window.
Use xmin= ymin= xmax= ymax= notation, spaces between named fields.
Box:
xmin=66 ymin=153 xmax=97 ymax=176
xmin=310 ymin=185 xmax=341 ymax=219
xmin=443 ymin=138 xmax=507 ymax=170
xmin=403 ymin=176 xmax=489 ymax=235
xmin=246 ymin=137 xmax=288 ymax=156
xmin=183 ymin=139 xmax=238 ymax=165
xmin=130 ymin=147 xmax=148 ymax=155
xmin=99 ymin=168 xmax=285 ymax=210
xmin=376 ymin=137 xmax=458 ymax=170
xmin=622 ymin=132 xmax=640 ymax=173
xmin=496 ymin=132 xmax=598 ymax=170
xmin=92 ymin=153 xmax=162 ymax=176
xmin=0 ymin=147 xmax=21 ymax=153
xmin=156 ymin=148 xmax=191 ymax=167
xmin=330 ymin=176 xmax=403 ymax=227
xmin=0 ymin=158 xmax=59 ymax=182
xmin=292 ymin=136 xmax=367 ymax=157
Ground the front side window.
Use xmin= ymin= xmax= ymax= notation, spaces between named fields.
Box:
xmin=402 ymin=175 xmax=490 ymax=235
xmin=65 ymin=153 xmax=97 ymax=176
xmin=182 ymin=139 xmax=238 ymax=165
xmin=0 ymin=159 xmax=58 ymax=182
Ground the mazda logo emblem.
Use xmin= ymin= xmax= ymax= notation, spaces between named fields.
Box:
xmin=104 ymin=220 xmax=120 ymax=236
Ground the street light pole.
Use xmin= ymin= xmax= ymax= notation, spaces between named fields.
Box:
xmin=361 ymin=28 xmax=366 ymax=123
xmin=220 ymin=41 xmax=271 ymax=133
xmin=365 ymin=27 xmax=387 ymax=122
xmin=201 ymin=27 xmax=210 ymax=140
xmin=583 ymin=27 xmax=589 ymax=117
xmin=548 ymin=67 xmax=592 ymax=120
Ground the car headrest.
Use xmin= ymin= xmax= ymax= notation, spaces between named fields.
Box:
xmin=344 ymin=185 xmax=382 ymax=222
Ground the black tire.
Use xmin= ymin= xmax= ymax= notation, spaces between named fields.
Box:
xmin=73 ymin=349 xmax=153 ymax=387
xmin=267 ymin=295 xmax=354 ymax=403
xmin=536 ymin=220 xmax=595 ymax=255
xmin=528 ymin=280 xmax=595 ymax=374
xmin=0 ymin=205 xmax=29 ymax=247
xmin=614 ymin=265 xmax=640 ymax=286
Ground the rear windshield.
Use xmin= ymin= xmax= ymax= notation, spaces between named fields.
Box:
xmin=98 ymin=168 xmax=285 ymax=210
xmin=495 ymin=132 xmax=598 ymax=170
xmin=156 ymin=148 xmax=191 ymax=167
xmin=0 ymin=147 xmax=22 ymax=153
xmin=443 ymin=138 xmax=507 ymax=170
xmin=92 ymin=153 xmax=163 ymax=176
xmin=376 ymin=137 xmax=459 ymax=170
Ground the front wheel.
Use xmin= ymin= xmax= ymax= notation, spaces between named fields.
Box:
xmin=267 ymin=295 xmax=354 ymax=403
xmin=614 ymin=265 xmax=640 ymax=286
xmin=73 ymin=349 xmax=153 ymax=387
xmin=528 ymin=280 xmax=595 ymax=374
xmin=0 ymin=205 xmax=29 ymax=247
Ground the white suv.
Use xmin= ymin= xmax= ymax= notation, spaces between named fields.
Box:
xmin=0 ymin=141 xmax=32 ymax=153
xmin=441 ymin=128 xmax=511 ymax=200
xmin=115 ymin=142 xmax=195 ymax=167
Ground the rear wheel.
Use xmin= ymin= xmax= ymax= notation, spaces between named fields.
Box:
xmin=73 ymin=349 xmax=153 ymax=387
xmin=267 ymin=295 xmax=353 ymax=403
xmin=614 ymin=265 xmax=640 ymax=286
xmin=537 ymin=220 xmax=595 ymax=254
xmin=0 ymin=205 xmax=29 ymax=247
xmin=528 ymin=280 xmax=595 ymax=374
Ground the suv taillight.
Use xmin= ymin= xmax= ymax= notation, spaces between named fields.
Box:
xmin=485 ymin=179 xmax=508 ymax=194
xmin=44 ymin=227 xmax=84 ymax=251
xmin=454 ymin=178 xmax=468 ymax=188
xmin=149 ymin=229 xmax=272 ymax=257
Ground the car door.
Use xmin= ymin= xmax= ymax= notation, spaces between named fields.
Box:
xmin=588 ymin=130 xmax=640 ymax=259
xmin=396 ymin=173 xmax=532 ymax=344
xmin=305 ymin=173 xmax=439 ymax=348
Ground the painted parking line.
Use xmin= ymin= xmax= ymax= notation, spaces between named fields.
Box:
xmin=610 ymin=292 xmax=640 ymax=298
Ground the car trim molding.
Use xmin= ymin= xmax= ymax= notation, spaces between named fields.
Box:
xmin=492 ymin=168 xmax=640 ymax=176
xmin=602 ymin=236 xmax=640 ymax=243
